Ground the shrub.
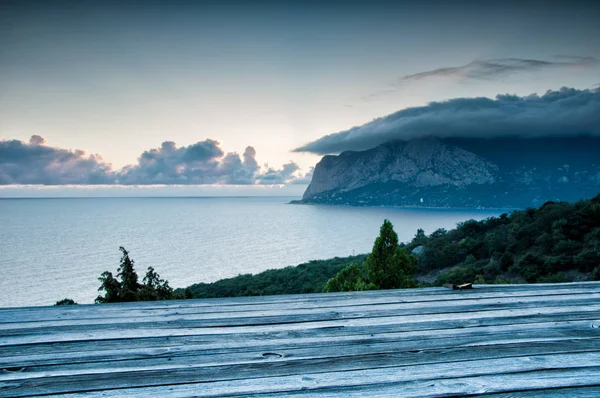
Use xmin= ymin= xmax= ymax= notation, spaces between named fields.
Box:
xmin=55 ymin=298 xmax=77 ymax=306
xmin=324 ymin=263 xmax=374 ymax=292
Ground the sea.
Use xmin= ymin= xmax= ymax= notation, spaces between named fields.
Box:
xmin=0 ymin=197 xmax=503 ymax=307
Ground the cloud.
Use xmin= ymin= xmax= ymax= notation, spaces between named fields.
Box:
xmin=360 ymin=57 xmax=598 ymax=102
xmin=1 ymin=137 xmax=307 ymax=185
xmin=0 ymin=137 xmax=116 ymax=185
xmin=401 ymin=56 xmax=598 ymax=82
xmin=29 ymin=135 xmax=46 ymax=145
xmin=119 ymin=139 xmax=226 ymax=184
xmin=295 ymin=86 xmax=600 ymax=154
xmin=255 ymin=162 xmax=301 ymax=184
xmin=290 ymin=167 xmax=314 ymax=185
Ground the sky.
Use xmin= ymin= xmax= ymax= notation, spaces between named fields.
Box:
xmin=1 ymin=0 xmax=599 ymax=196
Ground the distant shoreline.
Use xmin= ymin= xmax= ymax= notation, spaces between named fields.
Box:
xmin=288 ymin=199 xmax=517 ymax=212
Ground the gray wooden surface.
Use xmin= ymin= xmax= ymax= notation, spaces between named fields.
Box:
xmin=1 ymin=282 xmax=600 ymax=397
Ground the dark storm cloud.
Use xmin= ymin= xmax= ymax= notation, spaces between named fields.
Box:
xmin=1 ymin=137 xmax=304 ymax=185
xmin=0 ymin=137 xmax=116 ymax=185
xmin=401 ymin=57 xmax=598 ymax=82
xmin=295 ymin=87 xmax=600 ymax=154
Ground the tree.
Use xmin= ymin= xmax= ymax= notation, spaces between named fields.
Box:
xmin=96 ymin=247 xmax=175 ymax=303
xmin=512 ymin=253 xmax=546 ymax=283
xmin=413 ymin=228 xmax=427 ymax=246
xmin=96 ymin=271 xmax=122 ymax=303
xmin=324 ymin=220 xmax=418 ymax=293
xmin=365 ymin=220 xmax=418 ymax=289
xmin=117 ymin=246 xmax=139 ymax=302
xmin=500 ymin=252 xmax=514 ymax=271
xmin=138 ymin=266 xmax=174 ymax=301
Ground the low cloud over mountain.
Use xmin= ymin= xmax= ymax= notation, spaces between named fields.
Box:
xmin=0 ymin=137 xmax=304 ymax=185
xmin=295 ymin=87 xmax=600 ymax=154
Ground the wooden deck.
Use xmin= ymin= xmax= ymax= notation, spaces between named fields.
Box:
xmin=1 ymin=282 xmax=600 ymax=397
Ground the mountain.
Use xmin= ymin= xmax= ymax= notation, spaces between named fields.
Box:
xmin=295 ymin=136 xmax=600 ymax=208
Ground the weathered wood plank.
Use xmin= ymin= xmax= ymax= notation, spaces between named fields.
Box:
xmin=2 ymin=335 xmax=600 ymax=386
xmin=51 ymin=376 xmax=600 ymax=398
xmin=3 ymin=318 xmax=598 ymax=368
xmin=15 ymin=353 xmax=600 ymax=397
xmin=2 ymin=282 xmax=599 ymax=322
xmin=1 ymin=311 xmax=598 ymax=364
xmin=484 ymin=386 xmax=600 ymax=397
xmin=2 ymin=302 xmax=599 ymax=347
xmin=243 ymin=374 xmax=600 ymax=398
xmin=2 ymin=291 xmax=599 ymax=332
xmin=3 ymin=283 xmax=599 ymax=325
xmin=2 ymin=282 xmax=599 ymax=397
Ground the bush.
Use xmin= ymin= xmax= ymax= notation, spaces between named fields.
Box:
xmin=324 ymin=263 xmax=375 ymax=292
xmin=592 ymin=266 xmax=600 ymax=281
xmin=573 ymin=250 xmax=600 ymax=272
xmin=511 ymin=253 xmax=546 ymax=283
xmin=55 ymin=298 xmax=77 ymax=306
xmin=499 ymin=252 xmax=514 ymax=271
xmin=435 ymin=266 xmax=479 ymax=286
xmin=537 ymin=272 xmax=571 ymax=283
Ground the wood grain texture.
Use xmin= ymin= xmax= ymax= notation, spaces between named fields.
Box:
xmin=1 ymin=282 xmax=599 ymax=397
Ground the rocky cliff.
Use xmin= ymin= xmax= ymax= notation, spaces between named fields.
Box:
xmin=296 ymin=136 xmax=600 ymax=208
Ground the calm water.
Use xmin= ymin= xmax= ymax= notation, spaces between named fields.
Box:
xmin=0 ymin=197 xmax=502 ymax=307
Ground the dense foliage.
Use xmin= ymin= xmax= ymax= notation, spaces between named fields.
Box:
xmin=323 ymin=263 xmax=372 ymax=292
xmin=55 ymin=298 xmax=77 ymax=306
xmin=402 ymin=194 xmax=600 ymax=285
xmin=96 ymin=247 xmax=181 ymax=303
xmin=324 ymin=220 xmax=418 ymax=292
xmin=180 ymin=255 xmax=368 ymax=298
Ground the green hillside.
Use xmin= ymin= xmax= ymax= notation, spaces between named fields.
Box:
xmin=404 ymin=194 xmax=600 ymax=285
xmin=182 ymin=255 xmax=368 ymax=298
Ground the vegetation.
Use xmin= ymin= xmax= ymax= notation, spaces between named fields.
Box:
xmin=96 ymin=246 xmax=180 ymax=303
xmin=55 ymin=298 xmax=77 ymax=306
xmin=324 ymin=220 xmax=418 ymax=292
xmin=91 ymin=194 xmax=600 ymax=303
xmin=182 ymin=195 xmax=600 ymax=299
xmin=179 ymin=254 xmax=368 ymax=298
xmin=323 ymin=263 xmax=373 ymax=292
xmin=402 ymin=194 xmax=600 ymax=285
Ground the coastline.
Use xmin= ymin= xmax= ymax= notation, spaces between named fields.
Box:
xmin=288 ymin=199 xmax=517 ymax=212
